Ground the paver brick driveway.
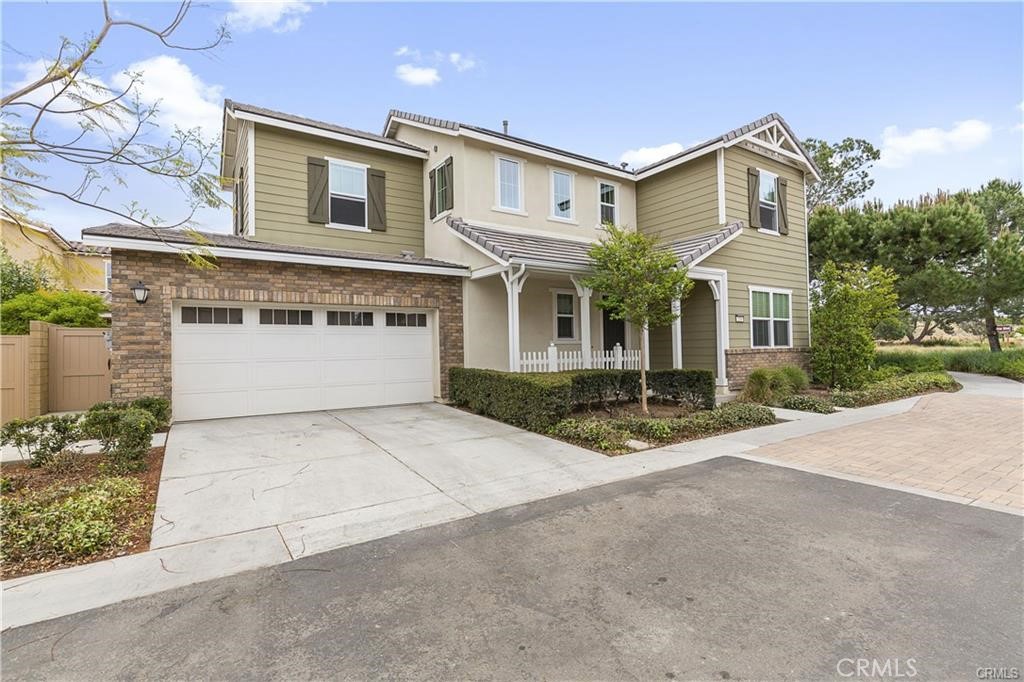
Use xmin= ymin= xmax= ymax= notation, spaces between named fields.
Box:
xmin=754 ymin=376 xmax=1023 ymax=510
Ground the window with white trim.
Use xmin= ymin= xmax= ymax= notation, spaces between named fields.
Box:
xmin=496 ymin=157 xmax=522 ymax=211
xmin=759 ymin=170 xmax=778 ymax=232
xmin=551 ymin=169 xmax=574 ymax=220
xmin=553 ymin=292 xmax=576 ymax=340
xmin=104 ymin=261 xmax=112 ymax=291
xmin=750 ymin=288 xmax=790 ymax=347
xmin=599 ymin=182 xmax=617 ymax=225
xmin=329 ymin=160 xmax=367 ymax=229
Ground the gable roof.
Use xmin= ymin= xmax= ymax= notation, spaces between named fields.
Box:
xmin=385 ymin=110 xmax=635 ymax=180
xmin=665 ymin=223 xmax=743 ymax=267
xmin=635 ymin=112 xmax=821 ymax=180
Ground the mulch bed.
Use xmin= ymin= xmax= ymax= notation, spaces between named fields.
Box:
xmin=0 ymin=446 xmax=164 ymax=581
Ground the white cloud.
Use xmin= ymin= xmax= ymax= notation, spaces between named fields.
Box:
xmin=8 ymin=59 xmax=108 ymax=126
xmin=394 ymin=45 xmax=420 ymax=59
xmin=113 ymin=56 xmax=223 ymax=139
xmin=226 ymin=1 xmax=312 ymax=33
xmin=449 ymin=52 xmax=477 ymax=72
xmin=395 ymin=64 xmax=441 ymax=87
xmin=877 ymin=119 xmax=993 ymax=168
xmin=618 ymin=142 xmax=684 ymax=168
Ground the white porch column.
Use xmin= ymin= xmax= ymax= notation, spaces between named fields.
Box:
xmin=500 ymin=265 xmax=529 ymax=371
xmin=671 ymin=298 xmax=683 ymax=369
xmin=706 ymin=278 xmax=729 ymax=387
xmin=570 ymin=276 xmax=593 ymax=369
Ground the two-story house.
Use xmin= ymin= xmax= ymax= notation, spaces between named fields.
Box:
xmin=82 ymin=101 xmax=819 ymax=422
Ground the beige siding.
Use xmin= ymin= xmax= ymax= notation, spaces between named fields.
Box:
xmin=636 ymin=153 xmax=718 ymax=241
xmin=252 ymin=124 xmax=425 ymax=256
xmin=710 ymin=145 xmax=810 ymax=348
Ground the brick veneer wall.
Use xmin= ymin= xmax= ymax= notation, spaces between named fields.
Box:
xmin=110 ymin=250 xmax=464 ymax=405
xmin=725 ymin=347 xmax=812 ymax=391
xmin=26 ymin=321 xmax=50 ymax=417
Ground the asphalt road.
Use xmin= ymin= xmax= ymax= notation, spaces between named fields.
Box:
xmin=3 ymin=457 xmax=1022 ymax=680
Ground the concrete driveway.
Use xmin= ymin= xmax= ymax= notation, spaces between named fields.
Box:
xmin=153 ymin=403 xmax=602 ymax=555
xmin=5 ymin=458 xmax=1021 ymax=680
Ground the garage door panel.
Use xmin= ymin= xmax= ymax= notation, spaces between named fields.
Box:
xmin=175 ymin=361 xmax=250 ymax=392
xmin=250 ymin=333 xmax=319 ymax=358
xmin=322 ymin=333 xmax=379 ymax=358
xmin=251 ymin=359 xmax=322 ymax=388
xmin=382 ymin=333 xmax=432 ymax=358
xmin=322 ymin=358 xmax=383 ymax=384
xmin=172 ymin=303 xmax=436 ymax=421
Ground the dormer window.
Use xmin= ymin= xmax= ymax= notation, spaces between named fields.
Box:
xmin=329 ymin=160 xmax=368 ymax=230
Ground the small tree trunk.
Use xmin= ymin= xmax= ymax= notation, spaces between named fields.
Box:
xmin=640 ymin=324 xmax=649 ymax=415
xmin=985 ymin=309 xmax=1002 ymax=352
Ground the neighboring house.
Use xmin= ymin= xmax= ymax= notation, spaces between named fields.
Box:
xmin=2 ymin=218 xmax=112 ymax=297
xmin=82 ymin=100 xmax=818 ymax=422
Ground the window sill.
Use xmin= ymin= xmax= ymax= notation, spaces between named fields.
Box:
xmin=552 ymin=339 xmax=580 ymax=345
xmin=326 ymin=223 xmax=371 ymax=233
xmin=431 ymin=210 xmax=452 ymax=224
xmin=492 ymin=206 xmax=528 ymax=217
xmin=757 ymin=228 xmax=781 ymax=237
xmin=548 ymin=216 xmax=579 ymax=226
xmin=750 ymin=345 xmax=794 ymax=350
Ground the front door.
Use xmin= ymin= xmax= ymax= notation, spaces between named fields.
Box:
xmin=602 ymin=310 xmax=626 ymax=351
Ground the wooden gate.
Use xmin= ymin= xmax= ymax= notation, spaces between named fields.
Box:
xmin=1 ymin=336 xmax=28 ymax=423
xmin=48 ymin=327 xmax=111 ymax=412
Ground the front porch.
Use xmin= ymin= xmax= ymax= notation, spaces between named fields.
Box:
xmin=451 ymin=219 xmax=737 ymax=387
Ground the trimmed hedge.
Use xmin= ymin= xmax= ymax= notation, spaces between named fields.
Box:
xmin=875 ymin=348 xmax=1024 ymax=381
xmin=450 ymin=367 xmax=717 ymax=431
xmin=830 ymin=371 xmax=959 ymax=408
xmin=550 ymin=402 xmax=776 ymax=454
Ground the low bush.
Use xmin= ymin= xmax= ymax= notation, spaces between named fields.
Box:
xmin=866 ymin=364 xmax=906 ymax=382
xmin=549 ymin=419 xmax=631 ymax=453
xmin=80 ymin=403 xmax=158 ymax=472
xmin=449 ymin=368 xmax=573 ymax=431
xmin=876 ymin=348 xmax=1024 ymax=382
xmin=740 ymin=365 xmax=809 ymax=405
xmin=1 ymin=477 xmax=143 ymax=564
xmin=569 ymin=370 xmax=639 ymax=406
xmin=779 ymin=395 xmax=836 ymax=414
xmin=647 ymin=369 xmax=716 ymax=410
xmin=831 ymin=371 xmax=959 ymax=408
xmin=0 ymin=414 xmax=81 ymax=467
xmin=129 ymin=397 xmax=171 ymax=430
xmin=549 ymin=402 xmax=776 ymax=453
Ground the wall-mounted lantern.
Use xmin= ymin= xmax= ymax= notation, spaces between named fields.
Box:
xmin=130 ymin=281 xmax=150 ymax=305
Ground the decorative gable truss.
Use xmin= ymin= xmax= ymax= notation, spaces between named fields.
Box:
xmin=734 ymin=120 xmax=818 ymax=178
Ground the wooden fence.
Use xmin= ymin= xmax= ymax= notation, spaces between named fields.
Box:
xmin=519 ymin=343 xmax=641 ymax=373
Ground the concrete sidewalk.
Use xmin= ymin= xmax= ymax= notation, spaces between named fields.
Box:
xmin=4 ymin=373 xmax=1020 ymax=631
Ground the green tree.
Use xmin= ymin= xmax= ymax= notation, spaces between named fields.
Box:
xmin=803 ymin=137 xmax=880 ymax=212
xmin=0 ymin=290 xmax=109 ymax=334
xmin=583 ymin=225 xmax=693 ymax=414
xmin=956 ymin=180 xmax=1024 ymax=351
xmin=811 ymin=261 xmax=899 ymax=388
xmin=0 ymin=246 xmax=51 ymax=301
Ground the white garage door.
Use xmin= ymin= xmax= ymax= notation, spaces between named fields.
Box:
xmin=171 ymin=303 xmax=436 ymax=421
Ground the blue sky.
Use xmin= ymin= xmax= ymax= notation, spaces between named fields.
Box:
xmin=3 ymin=1 xmax=1022 ymax=238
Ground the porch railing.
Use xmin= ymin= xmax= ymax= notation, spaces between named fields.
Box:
xmin=519 ymin=342 xmax=640 ymax=373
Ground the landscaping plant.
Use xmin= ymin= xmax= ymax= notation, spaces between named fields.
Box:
xmin=0 ymin=414 xmax=81 ymax=467
xmin=740 ymin=365 xmax=809 ymax=405
xmin=0 ymin=290 xmax=109 ymax=335
xmin=582 ymin=224 xmax=693 ymax=414
xmin=779 ymin=395 xmax=835 ymax=414
xmin=830 ymin=372 xmax=959 ymax=408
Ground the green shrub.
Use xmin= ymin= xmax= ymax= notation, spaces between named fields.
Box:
xmin=647 ymin=369 xmax=716 ymax=410
xmin=80 ymin=405 xmax=123 ymax=453
xmin=0 ymin=414 xmax=81 ymax=467
xmin=875 ymin=348 xmax=1024 ymax=381
xmin=0 ymin=290 xmax=109 ymax=335
xmin=831 ymin=371 xmax=959 ymax=408
xmin=867 ymin=364 xmax=907 ymax=382
xmin=449 ymin=368 xmax=573 ymax=431
xmin=679 ymin=402 xmax=777 ymax=436
xmin=129 ymin=396 xmax=171 ymax=429
xmin=1 ymin=477 xmax=142 ymax=564
xmin=569 ymin=370 xmax=631 ymax=406
xmin=80 ymin=404 xmax=157 ymax=472
xmin=549 ymin=419 xmax=630 ymax=453
xmin=608 ymin=416 xmax=675 ymax=443
xmin=740 ymin=365 xmax=809 ymax=405
xmin=779 ymin=395 xmax=836 ymax=414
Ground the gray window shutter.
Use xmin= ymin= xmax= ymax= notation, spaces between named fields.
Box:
xmin=429 ymin=167 xmax=437 ymax=219
xmin=368 ymin=168 xmax=387 ymax=231
xmin=307 ymin=157 xmax=329 ymax=224
xmin=747 ymin=167 xmax=761 ymax=229
xmin=777 ymin=177 xmax=789 ymax=235
xmin=442 ymin=157 xmax=454 ymax=212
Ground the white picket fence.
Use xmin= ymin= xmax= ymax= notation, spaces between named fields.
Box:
xmin=519 ymin=342 xmax=640 ymax=373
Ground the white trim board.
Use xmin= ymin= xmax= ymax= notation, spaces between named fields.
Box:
xmin=82 ymin=235 xmax=470 ymax=277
